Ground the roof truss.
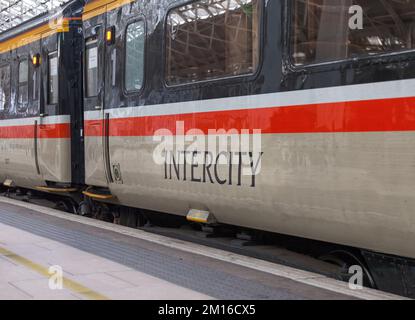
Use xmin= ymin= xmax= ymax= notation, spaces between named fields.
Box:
xmin=0 ymin=0 xmax=68 ymax=33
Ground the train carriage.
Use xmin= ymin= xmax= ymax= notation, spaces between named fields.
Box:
xmin=82 ymin=0 xmax=415 ymax=253
xmin=2 ymin=0 xmax=415 ymax=297
xmin=0 ymin=1 xmax=84 ymax=191
xmin=80 ymin=0 xmax=415 ymax=296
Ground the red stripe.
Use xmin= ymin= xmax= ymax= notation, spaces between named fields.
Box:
xmin=84 ymin=96 xmax=415 ymax=137
xmin=0 ymin=123 xmax=70 ymax=139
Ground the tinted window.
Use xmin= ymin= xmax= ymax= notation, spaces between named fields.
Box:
xmin=125 ymin=21 xmax=145 ymax=91
xmin=32 ymin=67 xmax=39 ymax=101
xmin=291 ymin=0 xmax=415 ymax=66
xmin=0 ymin=65 xmax=10 ymax=112
xmin=86 ymin=41 xmax=99 ymax=97
xmin=166 ymin=0 xmax=261 ymax=85
xmin=48 ymin=53 xmax=58 ymax=104
xmin=18 ymin=60 xmax=28 ymax=108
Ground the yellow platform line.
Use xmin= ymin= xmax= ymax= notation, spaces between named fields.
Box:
xmin=0 ymin=246 xmax=109 ymax=300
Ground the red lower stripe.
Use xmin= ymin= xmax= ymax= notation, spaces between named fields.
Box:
xmin=0 ymin=123 xmax=70 ymax=139
xmin=84 ymin=96 xmax=415 ymax=137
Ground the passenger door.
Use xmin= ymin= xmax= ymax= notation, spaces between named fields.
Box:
xmin=37 ymin=35 xmax=72 ymax=184
xmin=83 ymin=15 xmax=109 ymax=187
xmin=103 ymin=8 xmax=147 ymax=200
xmin=31 ymin=39 xmax=42 ymax=179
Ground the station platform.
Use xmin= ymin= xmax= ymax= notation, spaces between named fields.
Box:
xmin=0 ymin=197 xmax=404 ymax=300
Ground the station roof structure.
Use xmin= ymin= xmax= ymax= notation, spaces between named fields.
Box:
xmin=0 ymin=0 xmax=68 ymax=33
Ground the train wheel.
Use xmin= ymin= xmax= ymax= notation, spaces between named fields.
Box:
xmin=54 ymin=199 xmax=77 ymax=214
xmin=118 ymin=207 xmax=147 ymax=228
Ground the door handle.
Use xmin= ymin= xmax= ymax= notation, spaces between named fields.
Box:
xmin=104 ymin=112 xmax=113 ymax=184
xmin=34 ymin=120 xmax=40 ymax=175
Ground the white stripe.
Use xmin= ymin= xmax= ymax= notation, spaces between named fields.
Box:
xmin=0 ymin=115 xmax=70 ymax=127
xmin=84 ymin=78 xmax=415 ymax=120
xmin=0 ymin=196 xmax=408 ymax=300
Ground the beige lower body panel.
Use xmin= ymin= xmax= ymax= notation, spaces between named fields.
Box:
xmin=85 ymin=131 xmax=415 ymax=259
xmin=84 ymin=136 xmax=108 ymax=187
xmin=0 ymin=138 xmax=71 ymax=189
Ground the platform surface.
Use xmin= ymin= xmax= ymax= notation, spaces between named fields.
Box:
xmin=0 ymin=197 xmax=404 ymax=300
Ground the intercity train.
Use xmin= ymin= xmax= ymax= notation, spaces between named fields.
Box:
xmin=1 ymin=0 xmax=415 ymax=297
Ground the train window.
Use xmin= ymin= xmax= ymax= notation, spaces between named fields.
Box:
xmin=291 ymin=0 xmax=415 ymax=66
xmin=18 ymin=59 xmax=29 ymax=108
xmin=165 ymin=0 xmax=261 ymax=85
xmin=48 ymin=52 xmax=59 ymax=104
xmin=85 ymin=40 xmax=99 ymax=97
xmin=32 ymin=68 xmax=39 ymax=101
xmin=0 ymin=65 xmax=10 ymax=111
xmin=125 ymin=20 xmax=145 ymax=92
